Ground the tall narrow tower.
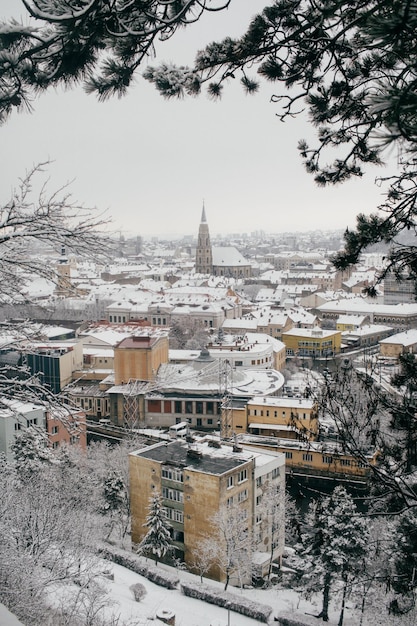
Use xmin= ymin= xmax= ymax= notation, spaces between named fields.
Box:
xmin=195 ymin=203 xmax=213 ymax=274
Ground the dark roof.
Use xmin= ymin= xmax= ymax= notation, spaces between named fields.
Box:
xmin=133 ymin=440 xmax=251 ymax=475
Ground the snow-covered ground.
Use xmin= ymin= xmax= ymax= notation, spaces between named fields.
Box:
xmin=93 ymin=559 xmax=346 ymax=626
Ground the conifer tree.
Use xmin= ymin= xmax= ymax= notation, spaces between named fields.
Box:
xmin=303 ymin=486 xmax=369 ymax=623
xmin=138 ymin=492 xmax=172 ymax=566
xmin=11 ymin=426 xmax=55 ymax=480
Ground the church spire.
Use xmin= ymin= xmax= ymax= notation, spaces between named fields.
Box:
xmin=195 ymin=203 xmax=212 ymax=275
xmin=201 ymin=201 xmax=207 ymax=224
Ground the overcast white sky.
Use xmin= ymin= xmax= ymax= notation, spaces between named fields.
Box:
xmin=0 ymin=1 xmax=392 ymax=240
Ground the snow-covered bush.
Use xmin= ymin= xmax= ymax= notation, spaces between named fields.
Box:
xmin=98 ymin=544 xmax=179 ymax=589
xmin=130 ymin=582 xmax=147 ymax=602
xmin=275 ymin=612 xmax=325 ymax=626
xmin=181 ymin=581 xmax=272 ymax=623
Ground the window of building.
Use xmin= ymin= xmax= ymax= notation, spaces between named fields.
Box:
xmin=238 ymin=489 xmax=248 ymax=503
xmin=340 ymin=458 xmax=351 ymax=466
xmin=196 ymin=418 xmax=202 ymax=427
xmin=163 ymin=507 xmax=184 ymax=524
xmin=285 ymin=451 xmax=293 ymax=459
xmin=256 ymin=476 xmax=262 ymax=487
xmin=162 ymin=487 xmax=184 ymax=502
xmin=302 ymin=453 xmax=313 ymax=462
xmin=14 ymin=422 xmax=22 ymax=431
xmin=227 ymin=475 xmax=233 ymax=489
xmin=185 ymin=401 xmax=193 ymax=414
xmin=322 ymin=456 xmax=333 ymax=464
xmin=196 ymin=401 xmax=203 ymax=414
xmin=271 ymin=467 xmax=280 ymax=479
xmin=52 ymin=441 xmax=59 ymax=449
xmin=174 ymin=401 xmax=182 ymax=414
xmin=227 ymin=496 xmax=234 ymax=507
xmin=207 ymin=418 xmax=213 ymax=425
xmin=235 ymin=360 xmax=243 ymax=366
xmin=206 ymin=402 xmax=214 ymax=415
xmin=162 ymin=466 xmax=183 ymax=483
xmin=51 ymin=425 xmax=59 ymax=435
xmin=148 ymin=399 xmax=161 ymax=413
xmin=237 ymin=468 xmax=248 ymax=483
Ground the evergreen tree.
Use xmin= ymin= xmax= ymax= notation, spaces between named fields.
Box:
xmin=138 ymin=492 xmax=172 ymax=566
xmin=390 ymin=509 xmax=417 ymax=614
xmin=303 ymin=486 xmax=369 ymax=623
xmin=101 ymin=469 xmax=127 ymax=541
xmin=11 ymin=426 xmax=55 ymax=480
xmin=389 ymin=353 xmax=417 ymax=474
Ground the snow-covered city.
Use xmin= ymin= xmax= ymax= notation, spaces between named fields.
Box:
xmin=2 ymin=1 xmax=417 ymax=625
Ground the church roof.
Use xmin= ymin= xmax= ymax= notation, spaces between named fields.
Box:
xmin=212 ymin=246 xmax=249 ymax=268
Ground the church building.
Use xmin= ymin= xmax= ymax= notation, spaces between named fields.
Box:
xmin=195 ymin=206 xmax=251 ymax=279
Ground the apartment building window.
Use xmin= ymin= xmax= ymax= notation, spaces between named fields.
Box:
xmin=235 ymin=361 xmax=243 ymax=366
xmin=271 ymin=467 xmax=280 ymax=479
xmin=174 ymin=401 xmax=182 ymax=413
xmin=285 ymin=451 xmax=293 ymax=459
xmin=322 ymin=456 xmax=333 ymax=464
xmin=274 ymin=410 xmax=277 ymax=418
xmin=52 ymin=441 xmax=59 ymax=449
xmin=185 ymin=401 xmax=193 ymax=414
xmin=14 ymin=422 xmax=22 ymax=431
xmin=340 ymin=459 xmax=351 ymax=466
xmin=206 ymin=402 xmax=214 ymax=415
xmin=302 ymin=453 xmax=313 ymax=462
xmin=163 ymin=507 xmax=184 ymax=524
xmin=162 ymin=487 xmax=184 ymax=502
xmin=207 ymin=418 xmax=213 ymax=425
xmin=196 ymin=401 xmax=203 ymax=414
xmin=238 ymin=489 xmax=248 ymax=503
xmin=256 ymin=476 xmax=262 ymax=487
xmin=227 ymin=496 xmax=234 ymax=507
xmin=51 ymin=425 xmax=59 ymax=435
xmin=256 ymin=513 xmax=262 ymax=524
xmin=227 ymin=475 xmax=234 ymax=489
xmin=162 ymin=466 xmax=184 ymax=483
xmin=237 ymin=468 xmax=248 ymax=483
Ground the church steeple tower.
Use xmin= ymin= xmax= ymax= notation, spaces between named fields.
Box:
xmin=195 ymin=202 xmax=213 ymax=274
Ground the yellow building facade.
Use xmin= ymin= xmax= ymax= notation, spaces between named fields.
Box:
xmin=282 ymin=328 xmax=342 ymax=358
xmin=129 ymin=438 xmax=285 ymax=584
xmin=114 ymin=332 xmax=169 ymax=385
xmin=231 ymin=396 xmax=319 ymax=441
